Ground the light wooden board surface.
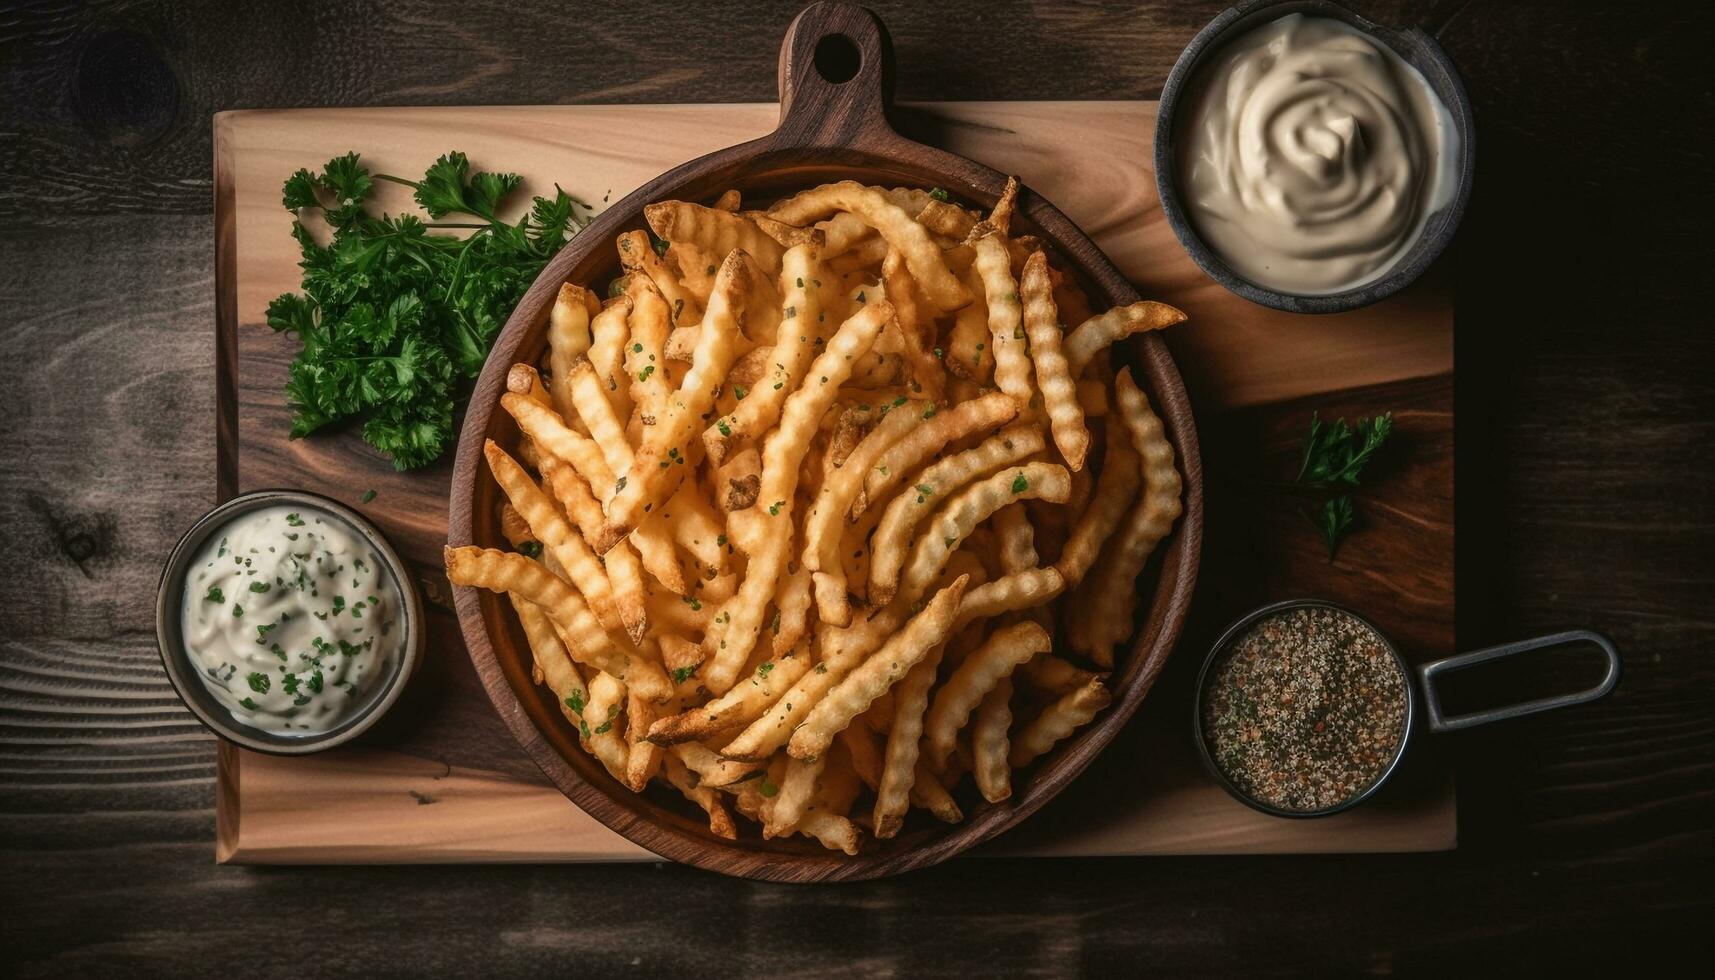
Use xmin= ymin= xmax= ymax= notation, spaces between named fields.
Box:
xmin=215 ymin=101 xmax=1455 ymax=863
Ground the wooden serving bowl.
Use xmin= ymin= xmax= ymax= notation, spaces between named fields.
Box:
xmin=448 ymin=1 xmax=1203 ymax=881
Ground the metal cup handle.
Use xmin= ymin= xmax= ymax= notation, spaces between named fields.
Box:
xmin=1417 ymin=629 xmax=1621 ymax=733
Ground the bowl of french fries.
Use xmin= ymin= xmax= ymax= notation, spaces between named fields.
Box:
xmin=445 ymin=3 xmax=1201 ymax=881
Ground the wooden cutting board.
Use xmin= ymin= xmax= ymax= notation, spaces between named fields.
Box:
xmin=212 ymin=102 xmax=1455 ymax=863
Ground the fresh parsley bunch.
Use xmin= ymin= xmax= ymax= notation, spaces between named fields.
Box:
xmin=268 ymin=152 xmax=591 ymax=468
xmin=1293 ymin=412 xmax=1393 ymax=557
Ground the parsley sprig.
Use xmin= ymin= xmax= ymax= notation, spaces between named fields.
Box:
xmin=270 ymin=152 xmax=592 ymax=468
xmin=1291 ymin=412 xmax=1393 ymax=559
xmin=1296 ymin=412 xmax=1394 ymax=489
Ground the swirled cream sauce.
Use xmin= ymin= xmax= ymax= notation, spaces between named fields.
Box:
xmin=1177 ymin=14 xmax=1459 ymax=294
xmin=181 ymin=506 xmax=403 ymax=735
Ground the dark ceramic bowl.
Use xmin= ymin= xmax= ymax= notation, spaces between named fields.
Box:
xmin=1154 ymin=0 xmax=1477 ymax=314
xmin=155 ymin=489 xmax=426 ymax=754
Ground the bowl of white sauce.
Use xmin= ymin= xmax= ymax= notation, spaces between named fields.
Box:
xmin=1155 ymin=0 xmax=1475 ymax=313
xmin=156 ymin=490 xmax=425 ymax=753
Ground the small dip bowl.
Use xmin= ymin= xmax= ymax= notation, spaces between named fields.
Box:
xmin=1154 ymin=0 xmax=1477 ymax=314
xmin=1192 ymin=599 xmax=1621 ymax=818
xmin=155 ymin=489 xmax=426 ymax=754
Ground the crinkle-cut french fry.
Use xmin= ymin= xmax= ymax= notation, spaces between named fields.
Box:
xmin=815 ymin=211 xmax=875 ymax=257
xmin=507 ymin=361 xmax=553 ymax=406
xmin=483 ymin=440 xmax=624 ymax=634
xmin=800 ymin=398 xmax=921 ymax=603
xmin=880 ymin=248 xmax=946 ymax=401
xmin=598 ymin=250 xmax=757 ymax=554
xmin=788 ymin=575 xmax=968 ymax=762
xmin=908 ymin=763 xmax=963 ymax=823
xmin=645 ymin=588 xmax=713 ymax=637
xmin=795 ymin=811 xmax=864 ymax=855
xmin=581 ymin=672 xmax=631 ymax=781
xmin=740 ymin=210 xmax=826 ymax=251
xmin=1063 ymin=300 xmax=1188 ymax=378
xmin=868 ymin=424 xmax=1045 ymax=606
xmin=987 ymin=175 xmax=1021 ymax=237
xmin=740 ymin=255 xmax=783 ymax=350
xmin=548 ymin=283 xmax=596 ymax=424
xmin=763 ymin=753 xmax=824 ymax=838
xmin=842 ymin=349 xmax=908 ymax=390
xmin=897 ymin=462 xmax=1071 ymax=605
xmin=1020 ymin=250 xmax=1090 ymax=471
xmin=645 ymin=200 xmax=785 ymax=272
xmin=701 ymin=299 xmax=893 ymax=694
xmin=539 ymin=457 xmax=648 ymax=640
xmin=670 ymin=742 xmax=763 ymax=789
xmin=703 ymin=245 xmax=827 ymax=466
xmin=663 ymin=753 xmax=738 ymax=839
xmin=567 ymin=359 xmax=633 ymax=477
xmin=922 ymin=620 xmax=1050 ymax=771
xmin=947 ymin=261 xmax=994 ymax=383
xmin=855 ymin=391 xmax=1018 ymax=520
xmin=1018 ymin=652 xmax=1098 ymax=698
xmin=500 ymin=392 xmax=612 ymax=492
xmin=498 ymin=501 xmax=536 ymax=553
xmin=658 ymin=631 xmax=704 ymax=678
xmin=953 ymin=566 xmax=1065 ymax=631
xmin=768 ymin=181 xmax=969 ymax=311
xmin=508 ymin=593 xmax=589 ymax=735
xmin=771 ymin=561 xmax=815 ymax=656
xmin=916 ymin=199 xmax=977 ymax=240
xmin=647 ymin=652 xmax=809 ymax=745
xmin=625 ymin=530 xmax=685 ymax=598
xmin=659 ymin=481 xmax=726 ymax=572
xmin=618 ymin=229 xmax=703 ymax=331
xmin=623 ymin=276 xmax=673 ymax=425
xmin=971 ymin=232 xmax=1034 ymax=408
xmin=1009 ymin=677 xmax=1111 ymax=769
xmin=871 ymin=627 xmax=949 ymax=838
xmin=971 ymin=677 xmax=1014 ymax=803
xmin=1054 ymin=417 xmax=1139 ymax=590
xmin=722 ymin=600 xmax=907 ymax=761
xmin=587 ymin=291 xmax=634 ymax=423
xmin=992 ymin=502 xmax=1038 ymax=574
xmin=667 ymin=242 xmax=717 ymax=304
xmin=623 ymin=691 xmax=663 ymax=791
xmin=444 ymin=546 xmax=670 ymax=703
xmin=837 ymin=722 xmax=885 ymax=791
xmin=1067 ymin=368 xmax=1183 ymax=668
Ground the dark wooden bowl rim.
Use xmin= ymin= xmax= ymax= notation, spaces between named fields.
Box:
xmin=447 ymin=1 xmax=1204 ymax=882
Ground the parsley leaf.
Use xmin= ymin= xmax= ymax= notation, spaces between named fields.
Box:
xmin=1290 ymin=411 xmax=1394 ymax=558
xmin=1315 ymin=495 xmax=1358 ymax=559
xmin=1296 ymin=412 xmax=1394 ymax=489
xmin=269 ymin=151 xmax=593 ymax=469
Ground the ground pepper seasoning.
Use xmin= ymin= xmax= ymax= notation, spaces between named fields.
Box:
xmin=1200 ymin=605 xmax=1408 ymax=812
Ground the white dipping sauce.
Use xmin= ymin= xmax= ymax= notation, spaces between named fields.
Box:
xmin=181 ymin=506 xmax=403 ymax=735
xmin=1178 ymin=14 xmax=1460 ymax=295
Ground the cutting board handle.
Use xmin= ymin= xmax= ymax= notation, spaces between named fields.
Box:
xmin=774 ymin=2 xmax=899 ymax=150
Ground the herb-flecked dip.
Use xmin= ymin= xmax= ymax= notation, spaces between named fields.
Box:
xmin=180 ymin=506 xmax=403 ymax=735
xmin=1201 ymin=605 xmax=1407 ymax=812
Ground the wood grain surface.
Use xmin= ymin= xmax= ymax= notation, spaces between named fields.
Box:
xmin=3 ymin=0 xmax=1711 ymax=974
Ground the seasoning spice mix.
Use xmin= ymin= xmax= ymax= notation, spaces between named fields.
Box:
xmin=1199 ymin=604 xmax=1409 ymax=813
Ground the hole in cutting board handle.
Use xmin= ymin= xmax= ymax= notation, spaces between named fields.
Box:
xmin=813 ymin=33 xmax=861 ymax=83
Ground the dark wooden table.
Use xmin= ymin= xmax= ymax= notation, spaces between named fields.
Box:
xmin=3 ymin=0 xmax=1710 ymax=975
